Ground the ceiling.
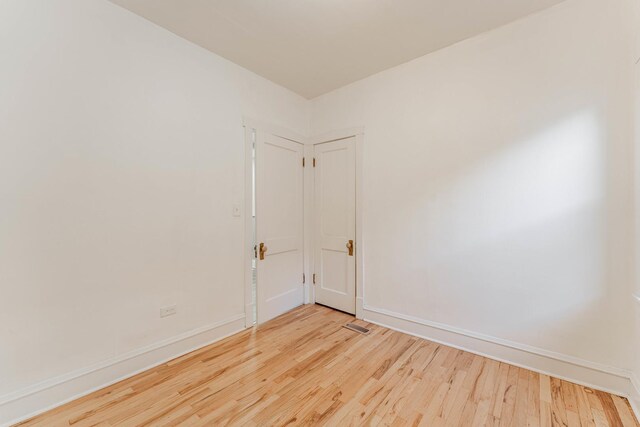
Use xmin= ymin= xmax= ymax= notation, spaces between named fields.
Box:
xmin=109 ymin=0 xmax=566 ymax=99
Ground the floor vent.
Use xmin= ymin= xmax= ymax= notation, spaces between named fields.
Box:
xmin=343 ymin=323 xmax=370 ymax=335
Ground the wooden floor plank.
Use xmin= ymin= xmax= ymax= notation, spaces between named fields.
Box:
xmin=16 ymin=304 xmax=639 ymax=427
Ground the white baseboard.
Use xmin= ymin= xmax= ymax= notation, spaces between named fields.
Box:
xmin=1 ymin=314 xmax=246 ymax=427
xmin=355 ymin=296 xmax=364 ymax=320
xmin=3 ymin=306 xmax=637 ymax=425
xmin=362 ymin=305 xmax=637 ymax=405
xmin=630 ymin=374 xmax=640 ymax=421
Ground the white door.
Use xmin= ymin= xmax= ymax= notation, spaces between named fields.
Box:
xmin=256 ymin=133 xmax=304 ymax=324
xmin=314 ymin=137 xmax=356 ymax=314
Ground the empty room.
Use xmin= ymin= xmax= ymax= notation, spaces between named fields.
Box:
xmin=1 ymin=0 xmax=640 ymax=425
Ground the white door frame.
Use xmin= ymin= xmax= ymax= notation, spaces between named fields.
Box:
xmin=310 ymin=128 xmax=365 ymax=320
xmin=242 ymin=119 xmax=364 ymax=326
xmin=242 ymin=117 xmax=309 ymax=328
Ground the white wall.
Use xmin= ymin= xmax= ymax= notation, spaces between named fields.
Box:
xmin=3 ymin=0 xmax=640 ymax=424
xmin=313 ymin=0 xmax=637 ymax=382
xmin=633 ymin=0 xmax=640 ymax=413
xmin=0 ymin=0 xmax=308 ymax=423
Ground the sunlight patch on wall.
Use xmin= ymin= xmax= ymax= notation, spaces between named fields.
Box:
xmin=445 ymin=109 xmax=604 ymax=248
xmin=421 ymin=109 xmax=608 ymax=333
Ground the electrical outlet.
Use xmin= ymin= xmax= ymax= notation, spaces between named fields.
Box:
xmin=160 ymin=305 xmax=177 ymax=318
xmin=232 ymin=203 xmax=241 ymax=217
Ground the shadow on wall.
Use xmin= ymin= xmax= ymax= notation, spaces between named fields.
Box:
xmin=371 ymin=107 xmax=632 ymax=366
xmin=431 ymin=109 xmax=610 ymax=347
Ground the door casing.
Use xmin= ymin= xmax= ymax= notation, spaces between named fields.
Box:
xmin=243 ymin=118 xmax=364 ymax=327
xmin=255 ymin=132 xmax=304 ymax=324
xmin=313 ymin=137 xmax=356 ymax=314
xmin=310 ymin=129 xmax=364 ymax=319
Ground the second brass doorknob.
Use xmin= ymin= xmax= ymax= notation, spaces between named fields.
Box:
xmin=346 ymin=240 xmax=354 ymax=256
xmin=259 ymin=242 xmax=268 ymax=260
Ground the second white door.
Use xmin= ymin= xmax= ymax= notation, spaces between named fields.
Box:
xmin=314 ymin=137 xmax=356 ymax=314
xmin=256 ymin=133 xmax=304 ymax=324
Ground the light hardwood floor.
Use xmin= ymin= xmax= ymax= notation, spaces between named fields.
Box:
xmin=18 ymin=304 xmax=639 ymax=426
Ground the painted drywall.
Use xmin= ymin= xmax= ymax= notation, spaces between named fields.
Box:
xmin=312 ymin=0 xmax=637 ymax=375
xmin=2 ymin=0 xmax=640 ymax=423
xmin=633 ymin=0 xmax=640 ymax=412
xmin=0 ymin=0 xmax=308 ymax=423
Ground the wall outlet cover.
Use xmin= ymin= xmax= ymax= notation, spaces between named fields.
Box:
xmin=160 ymin=305 xmax=177 ymax=318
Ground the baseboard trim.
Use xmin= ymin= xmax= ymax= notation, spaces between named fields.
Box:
xmin=362 ymin=305 xmax=636 ymax=401
xmin=630 ymin=374 xmax=640 ymax=421
xmin=1 ymin=314 xmax=246 ymax=427
xmin=3 ymin=307 xmax=637 ymax=425
xmin=355 ymin=296 xmax=364 ymax=320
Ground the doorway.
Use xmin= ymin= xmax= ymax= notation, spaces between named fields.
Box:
xmin=313 ymin=137 xmax=357 ymax=314
xmin=245 ymin=123 xmax=305 ymax=325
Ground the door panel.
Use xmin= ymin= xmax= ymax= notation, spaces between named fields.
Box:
xmin=256 ymin=133 xmax=304 ymax=324
xmin=314 ymin=137 xmax=356 ymax=314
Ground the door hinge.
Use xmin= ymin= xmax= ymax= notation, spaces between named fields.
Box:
xmin=313 ymin=273 xmax=316 ymax=284
xmin=302 ymin=157 xmax=305 ymax=167
xmin=313 ymin=157 xmax=316 ymax=167
xmin=303 ymin=273 xmax=306 ymax=284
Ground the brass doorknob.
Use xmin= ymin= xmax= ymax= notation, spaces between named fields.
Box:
xmin=259 ymin=242 xmax=268 ymax=260
xmin=346 ymin=240 xmax=354 ymax=256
